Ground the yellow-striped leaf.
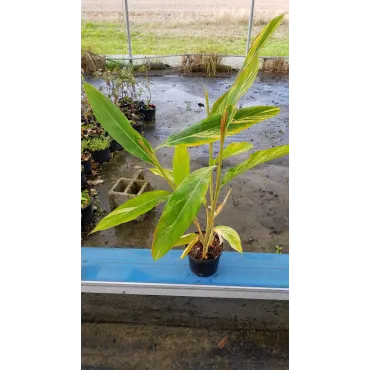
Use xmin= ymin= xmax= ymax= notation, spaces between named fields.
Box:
xmin=180 ymin=235 xmax=199 ymax=259
xmin=152 ymin=166 xmax=215 ymax=260
xmin=214 ymin=188 xmax=232 ymax=217
xmin=214 ymin=226 xmax=243 ymax=253
xmin=221 ymin=145 xmax=289 ymax=186
xmin=158 ymin=106 xmax=279 ymax=148
xmin=149 ymin=168 xmax=174 ymax=183
xmin=241 ymin=14 xmax=285 ymax=71
xmin=173 ymin=233 xmax=197 ymax=247
xmin=211 ymin=55 xmax=259 ymax=115
xmin=91 ymin=190 xmax=171 ymax=232
xmin=84 ymin=83 xmax=155 ymax=165
xmin=173 ymin=146 xmax=190 ymax=187
xmin=213 ymin=142 xmax=254 ymax=165
xmin=228 ymin=106 xmax=280 ymax=135
xmin=204 ymin=88 xmax=210 ymax=115
xmin=210 ymin=15 xmax=284 ymax=116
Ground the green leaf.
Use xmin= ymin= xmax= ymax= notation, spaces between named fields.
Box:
xmin=152 ymin=166 xmax=215 ymax=260
xmin=221 ymin=145 xmax=289 ymax=186
xmin=173 ymin=233 xmax=197 ymax=247
xmin=211 ymin=55 xmax=259 ymax=115
xmin=214 ymin=226 xmax=243 ymax=253
xmin=158 ymin=106 xmax=279 ymax=148
xmin=242 ymin=14 xmax=285 ymax=70
xmin=91 ymin=190 xmax=171 ymax=232
xmin=209 ymin=15 xmax=284 ymax=116
xmin=228 ymin=106 xmax=280 ymax=135
xmin=213 ymin=142 xmax=254 ymax=165
xmin=204 ymin=88 xmax=210 ymax=115
xmin=180 ymin=235 xmax=199 ymax=259
xmin=173 ymin=146 xmax=190 ymax=187
xmin=84 ymin=83 xmax=155 ymax=165
xmin=149 ymin=168 xmax=174 ymax=183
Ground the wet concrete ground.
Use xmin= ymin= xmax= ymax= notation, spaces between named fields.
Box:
xmin=82 ymin=322 xmax=288 ymax=370
xmin=82 ymin=73 xmax=289 ymax=254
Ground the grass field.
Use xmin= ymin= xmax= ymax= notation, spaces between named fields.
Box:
xmin=81 ymin=0 xmax=289 ymax=56
xmin=81 ymin=21 xmax=289 ymax=56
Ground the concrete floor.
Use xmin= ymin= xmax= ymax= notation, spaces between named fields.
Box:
xmin=82 ymin=73 xmax=289 ymax=254
xmin=82 ymin=322 xmax=288 ymax=370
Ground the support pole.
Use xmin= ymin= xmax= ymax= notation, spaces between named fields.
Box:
xmin=123 ymin=0 xmax=132 ymax=63
xmin=246 ymin=0 xmax=255 ymax=53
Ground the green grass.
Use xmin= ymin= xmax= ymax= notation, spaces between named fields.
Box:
xmin=82 ymin=21 xmax=289 ymax=57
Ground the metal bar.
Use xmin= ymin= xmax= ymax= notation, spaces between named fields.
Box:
xmin=123 ymin=0 xmax=132 ymax=62
xmin=81 ymin=281 xmax=289 ymax=300
xmin=246 ymin=0 xmax=255 ymax=53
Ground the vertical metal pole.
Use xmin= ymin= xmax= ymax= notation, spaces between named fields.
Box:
xmin=123 ymin=0 xmax=132 ymax=63
xmin=246 ymin=0 xmax=255 ymax=53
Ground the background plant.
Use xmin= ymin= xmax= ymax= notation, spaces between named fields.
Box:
xmin=81 ymin=139 xmax=90 ymax=154
xmin=87 ymin=136 xmax=110 ymax=151
xmin=84 ymin=15 xmax=289 ymax=261
xmin=81 ymin=190 xmax=90 ymax=208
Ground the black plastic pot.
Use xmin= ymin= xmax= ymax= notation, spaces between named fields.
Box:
xmin=140 ymin=106 xmax=156 ymax=121
xmin=187 ymin=232 xmax=223 ymax=277
xmin=81 ymin=171 xmax=87 ymax=188
xmin=81 ymin=153 xmax=92 ymax=174
xmin=188 ymin=251 xmax=222 ymax=277
xmin=81 ymin=199 xmax=93 ymax=224
xmin=110 ymin=139 xmax=123 ymax=152
xmin=92 ymin=148 xmax=111 ymax=163
xmin=132 ymin=122 xmax=144 ymax=135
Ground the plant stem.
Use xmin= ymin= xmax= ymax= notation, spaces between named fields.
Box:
xmin=208 ymin=143 xmax=214 ymax=205
xmin=202 ymin=116 xmax=227 ymax=258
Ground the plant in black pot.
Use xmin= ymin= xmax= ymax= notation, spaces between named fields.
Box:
xmin=110 ymin=138 xmax=124 ymax=152
xmin=81 ymin=189 xmax=93 ymax=224
xmin=88 ymin=136 xmax=111 ymax=164
xmin=128 ymin=118 xmax=144 ymax=135
xmin=140 ymin=66 xmax=156 ymax=121
xmin=83 ymin=15 xmax=288 ymax=277
xmin=81 ymin=165 xmax=87 ymax=188
xmin=81 ymin=140 xmax=92 ymax=174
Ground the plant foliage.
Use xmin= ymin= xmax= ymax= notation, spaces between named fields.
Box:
xmin=84 ymin=15 xmax=289 ymax=260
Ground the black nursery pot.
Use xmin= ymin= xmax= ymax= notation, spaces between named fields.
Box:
xmin=110 ymin=139 xmax=123 ymax=152
xmin=187 ymin=233 xmax=223 ymax=277
xmin=132 ymin=122 xmax=144 ymax=135
xmin=81 ymin=153 xmax=92 ymax=174
xmin=92 ymin=148 xmax=111 ymax=163
xmin=140 ymin=106 xmax=156 ymax=121
xmin=188 ymin=252 xmax=222 ymax=277
xmin=81 ymin=199 xmax=93 ymax=224
xmin=81 ymin=171 xmax=87 ymax=188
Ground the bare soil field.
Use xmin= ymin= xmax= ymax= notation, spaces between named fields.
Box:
xmin=82 ymin=0 xmax=289 ymax=23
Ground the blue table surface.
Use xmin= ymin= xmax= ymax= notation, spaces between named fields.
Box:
xmin=81 ymin=247 xmax=289 ymax=288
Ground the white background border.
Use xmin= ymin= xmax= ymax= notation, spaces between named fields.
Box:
xmin=1 ymin=0 xmax=370 ymax=368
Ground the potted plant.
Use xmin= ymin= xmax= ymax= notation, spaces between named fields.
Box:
xmin=110 ymin=138 xmax=124 ymax=152
xmin=81 ymin=189 xmax=93 ymax=224
xmin=128 ymin=118 xmax=144 ymax=135
xmin=81 ymin=140 xmax=92 ymax=174
xmin=140 ymin=65 xmax=156 ymax=121
xmin=83 ymin=15 xmax=288 ymax=277
xmin=88 ymin=136 xmax=111 ymax=163
xmin=81 ymin=165 xmax=87 ymax=188
xmin=141 ymin=103 xmax=156 ymax=121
